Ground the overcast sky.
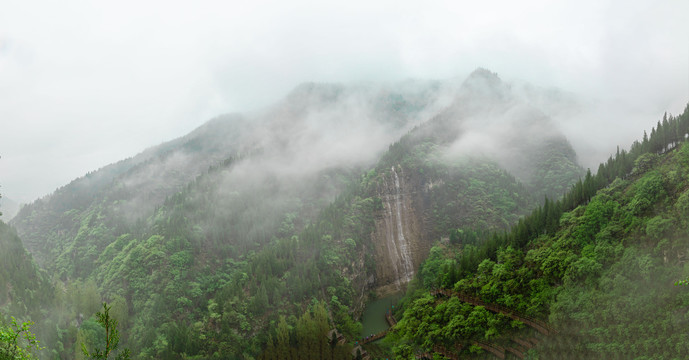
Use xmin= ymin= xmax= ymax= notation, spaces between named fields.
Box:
xmin=1 ymin=0 xmax=688 ymax=203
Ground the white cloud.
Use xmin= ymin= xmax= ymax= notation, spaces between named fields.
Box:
xmin=0 ymin=0 xmax=687 ymax=202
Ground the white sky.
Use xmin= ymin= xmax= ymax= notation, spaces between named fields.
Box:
xmin=1 ymin=0 xmax=688 ymax=203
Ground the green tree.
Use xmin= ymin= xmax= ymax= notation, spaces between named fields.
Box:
xmin=311 ymin=302 xmax=330 ymax=359
xmin=275 ymin=316 xmax=290 ymax=360
xmin=0 ymin=317 xmax=42 ymax=360
xmin=71 ymin=280 xmax=101 ymax=319
xmin=81 ymin=303 xmax=130 ymax=360
xmin=108 ymin=296 xmax=128 ymax=335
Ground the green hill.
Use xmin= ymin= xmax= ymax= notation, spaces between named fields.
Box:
xmin=5 ymin=70 xmax=585 ymax=359
xmin=390 ymin=105 xmax=689 ymax=359
xmin=0 ymin=220 xmax=51 ymax=320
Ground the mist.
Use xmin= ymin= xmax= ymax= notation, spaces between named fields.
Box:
xmin=1 ymin=0 xmax=688 ymax=203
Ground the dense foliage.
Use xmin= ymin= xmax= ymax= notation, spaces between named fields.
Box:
xmin=3 ymin=72 xmax=594 ymax=359
xmin=0 ymin=221 xmax=52 ymax=322
xmin=80 ymin=303 xmax=130 ymax=360
xmin=391 ymin=105 xmax=689 ymax=359
xmin=0 ymin=317 xmax=42 ymax=360
xmin=256 ymin=302 xmax=354 ymax=360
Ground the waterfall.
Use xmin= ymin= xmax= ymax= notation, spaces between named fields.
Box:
xmin=383 ymin=175 xmax=402 ymax=288
xmin=380 ymin=166 xmax=415 ymax=288
xmin=391 ymin=166 xmax=414 ymax=283
xmin=376 ymin=166 xmax=414 ymax=288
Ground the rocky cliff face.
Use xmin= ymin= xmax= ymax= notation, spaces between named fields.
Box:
xmin=365 ymin=153 xmax=578 ymax=295
xmin=370 ymin=165 xmax=430 ymax=294
xmin=363 ymin=70 xmax=584 ymax=294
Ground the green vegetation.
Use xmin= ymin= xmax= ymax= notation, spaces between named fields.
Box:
xmin=7 ymin=75 xmax=683 ymax=359
xmin=5 ymin=143 xmax=557 ymax=359
xmin=0 ymin=220 xmax=53 ymax=335
xmin=256 ymin=301 xmax=353 ymax=360
xmin=391 ymin=105 xmax=689 ymax=358
xmin=80 ymin=303 xmax=130 ymax=360
xmin=1 ymin=134 xmax=580 ymax=359
xmin=0 ymin=317 xmax=42 ymax=360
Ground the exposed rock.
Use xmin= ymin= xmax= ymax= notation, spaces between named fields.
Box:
xmin=370 ymin=165 xmax=430 ymax=291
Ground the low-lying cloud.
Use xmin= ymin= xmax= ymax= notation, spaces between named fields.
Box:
xmin=1 ymin=0 xmax=687 ymax=202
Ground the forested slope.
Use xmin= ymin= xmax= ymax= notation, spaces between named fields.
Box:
xmin=4 ymin=70 xmax=586 ymax=359
xmin=0 ymin=220 xmax=51 ymax=321
xmin=390 ymin=105 xmax=689 ymax=359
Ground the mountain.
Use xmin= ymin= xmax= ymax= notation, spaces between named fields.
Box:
xmin=0 ymin=196 xmax=19 ymax=222
xmin=390 ymin=104 xmax=689 ymax=359
xmin=7 ymin=70 xmax=585 ymax=358
xmin=0 ymin=220 xmax=52 ymax=322
xmin=10 ymin=78 xmax=454 ymax=271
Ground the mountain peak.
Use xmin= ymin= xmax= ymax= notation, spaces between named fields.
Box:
xmin=467 ymin=67 xmax=501 ymax=82
xmin=286 ymin=82 xmax=345 ymax=104
xmin=463 ymin=68 xmax=503 ymax=89
xmin=459 ymin=67 xmax=509 ymax=101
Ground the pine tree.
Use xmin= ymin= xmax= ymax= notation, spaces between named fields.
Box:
xmin=264 ymin=335 xmax=276 ymax=360
xmin=276 ymin=316 xmax=290 ymax=360
xmin=312 ymin=303 xmax=330 ymax=359
xmin=81 ymin=303 xmax=130 ymax=360
xmin=296 ymin=312 xmax=316 ymax=359
xmin=329 ymin=331 xmax=338 ymax=360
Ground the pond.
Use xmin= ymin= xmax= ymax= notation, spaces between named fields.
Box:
xmin=360 ymin=293 xmax=403 ymax=338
